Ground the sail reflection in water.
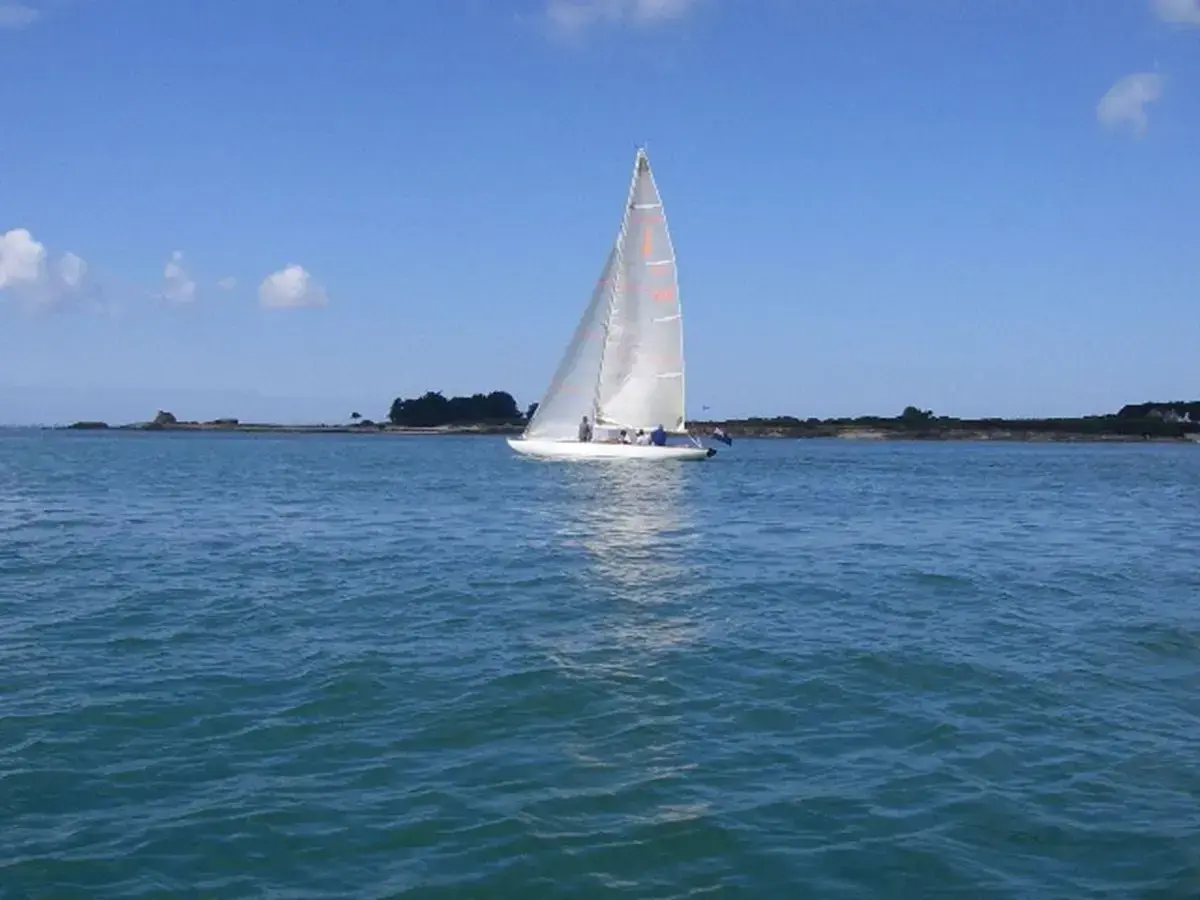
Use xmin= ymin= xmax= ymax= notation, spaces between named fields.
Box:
xmin=548 ymin=460 xmax=706 ymax=658
xmin=569 ymin=463 xmax=690 ymax=577
xmin=534 ymin=461 xmax=713 ymax=832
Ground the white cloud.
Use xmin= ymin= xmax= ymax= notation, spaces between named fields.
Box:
xmin=1097 ymin=73 xmax=1163 ymax=137
xmin=216 ymin=276 xmax=237 ymax=291
xmin=58 ymin=251 xmax=86 ymax=289
xmin=162 ymin=250 xmax=197 ymax=303
xmin=0 ymin=228 xmax=45 ymax=291
xmin=545 ymin=0 xmax=700 ymax=35
xmin=1152 ymin=0 xmax=1200 ymax=25
xmin=630 ymin=0 xmax=700 ymax=22
xmin=258 ymin=264 xmax=327 ymax=309
xmin=0 ymin=228 xmax=89 ymax=311
xmin=0 ymin=2 xmax=39 ymax=29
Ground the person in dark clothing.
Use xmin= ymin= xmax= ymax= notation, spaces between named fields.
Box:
xmin=578 ymin=416 xmax=593 ymax=442
xmin=650 ymin=425 xmax=666 ymax=446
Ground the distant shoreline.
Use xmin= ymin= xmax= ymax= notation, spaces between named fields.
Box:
xmin=691 ymin=415 xmax=1200 ymax=443
xmin=42 ymin=399 xmax=1200 ymax=444
xmin=57 ymin=421 xmax=525 ymax=436
xmin=700 ymin=425 xmax=1200 ymax=444
xmin=52 ymin=417 xmax=1200 ymax=443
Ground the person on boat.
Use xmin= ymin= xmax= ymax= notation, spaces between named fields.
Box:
xmin=634 ymin=429 xmax=651 ymax=445
xmin=650 ymin=425 xmax=666 ymax=446
xmin=578 ymin=416 xmax=593 ymax=442
xmin=618 ymin=429 xmax=631 ymax=444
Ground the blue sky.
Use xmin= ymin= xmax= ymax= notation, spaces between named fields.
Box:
xmin=1 ymin=0 xmax=1198 ymax=425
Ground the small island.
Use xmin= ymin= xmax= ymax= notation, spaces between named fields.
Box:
xmin=65 ymin=391 xmax=530 ymax=435
xmin=60 ymin=396 xmax=1200 ymax=443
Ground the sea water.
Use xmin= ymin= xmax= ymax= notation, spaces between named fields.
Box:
xmin=2 ymin=431 xmax=1198 ymax=898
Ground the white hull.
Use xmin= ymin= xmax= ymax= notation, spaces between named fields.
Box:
xmin=507 ymin=438 xmax=715 ymax=461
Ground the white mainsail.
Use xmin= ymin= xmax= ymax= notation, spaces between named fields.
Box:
xmin=524 ymin=149 xmax=687 ymax=442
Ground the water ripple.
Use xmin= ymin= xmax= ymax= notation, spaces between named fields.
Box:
xmin=2 ymin=432 xmax=1199 ymax=897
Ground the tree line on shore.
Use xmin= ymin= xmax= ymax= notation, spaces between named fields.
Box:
xmin=723 ymin=403 xmax=1200 ymax=437
xmin=59 ymin=395 xmax=1200 ymax=436
xmin=386 ymin=391 xmax=528 ymax=427
xmin=381 ymin=392 xmax=1200 ymax=437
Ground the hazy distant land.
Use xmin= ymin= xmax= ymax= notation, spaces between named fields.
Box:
xmin=55 ymin=393 xmax=1200 ymax=443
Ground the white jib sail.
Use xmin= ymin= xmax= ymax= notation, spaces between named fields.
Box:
xmin=523 ymin=246 xmax=618 ymax=441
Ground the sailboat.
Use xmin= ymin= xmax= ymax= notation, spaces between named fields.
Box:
xmin=508 ymin=148 xmax=716 ymax=462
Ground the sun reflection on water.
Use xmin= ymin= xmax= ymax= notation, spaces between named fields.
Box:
xmin=541 ymin=461 xmax=714 ymax=831
xmin=562 ymin=460 xmax=694 ymax=592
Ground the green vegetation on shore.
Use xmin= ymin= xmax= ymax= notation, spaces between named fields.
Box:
xmin=694 ymin=403 xmax=1200 ymax=441
xmin=61 ymin=397 xmax=1200 ymax=442
xmin=387 ymin=391 xmax=523 ymax=428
